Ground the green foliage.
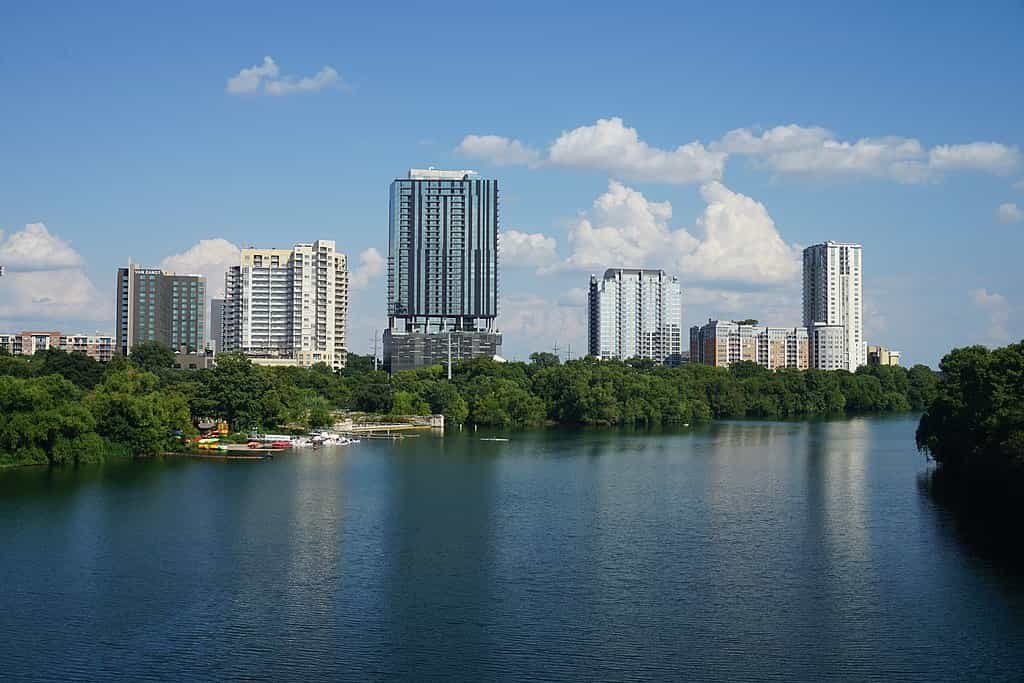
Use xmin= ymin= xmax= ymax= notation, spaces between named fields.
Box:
xmin=0 ymin=375 xmax=106 ymax=467
xmin=529 ymin=352 xmax=560 ymax=368
xmin=87 ymin=368 xmax=193 ymax=457
xmin=129 ymin=341 xmax=176 ymax=373
xmin=0 ymin=340 xmax=941 ymax=470
xmin=917 ymin=341 xmax=1024 ymax=470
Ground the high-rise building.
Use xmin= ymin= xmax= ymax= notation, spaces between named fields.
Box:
xmin=588 ymin=268 xmax=683 ymax=365
xmin=222 ymin=240 xmax=348 ymax=368
xmin=115 ymin=263 xmax=205 ymax=355
xmin=384 ymin=169 xmax=501 ymax=372
xmin=209 ymin=298 xmax=225 ymax=353
xmin=689 ymin=319 xmax=809 ymax=370
xmin=1 ymin=331 xmax=115 ymax=362
xmin=802 ymin=241 xmax=865 ymax=372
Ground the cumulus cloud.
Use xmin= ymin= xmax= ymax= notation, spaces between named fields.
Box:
xmin=226 ymin=56 xmax=343 ymax=96
xmin=0 ymin=222 xmax=83 ymax=271
xmin=349 ymin=248 xmax=385 ymax=289
xmin=721 ymin=125 xmax=1019 ymax=182
xmin=457 ymin=117 xmax=724 ymax=184
xmin=501 ymin=229 xmax=558 ymax=267
xmin=159 ymin=238 xmax=241 ymax=299
xmin=547 ymin=117 xmax=725 ymax=184
xmin=928 ymin=143 xmax=1020 ymax=174
xmin=970 ymin=288 xmax=1011 ymax=344
xmin=458 ymin=118 xmax=1018 ymax=185
xmin=0 ymin=223 xmax=104 ymax=324
xmin=997 ymin=202 xmax=1023 ymax=223
xmin=560 ymin=180 xmax=800 ymax=287
xmin=0 ymin=270 xmax=105 ymax=323
xmin=457 ymin=135 xmax=541 ymax=166
xmin=498 ymin=293 xmax=587 ymax=358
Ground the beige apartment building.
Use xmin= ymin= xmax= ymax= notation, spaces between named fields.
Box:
xmin=689 ymin=320 xmax=809 ymax=370
xmin=222 ymin=240 xmax=348 ymax=369
xmin=0 ymin=331 xmax=115 ymax=362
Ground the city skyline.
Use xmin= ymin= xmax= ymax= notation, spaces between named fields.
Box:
xmin=1 ymin=3 xmax=1022 ymax=366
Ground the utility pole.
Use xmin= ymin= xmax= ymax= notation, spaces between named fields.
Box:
xmin=552 ymin=342 xmax=561 ymax=363
xmin=566 ymin=343 xmax=572 ymax=361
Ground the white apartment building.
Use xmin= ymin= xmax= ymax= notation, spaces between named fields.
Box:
xmin=588 ymin=269 xmax=683 ymax=365
xmin=802 ymin=241 xmax=865 ymax=372
xmin=222 ymin=240 xmax=348 ymax=369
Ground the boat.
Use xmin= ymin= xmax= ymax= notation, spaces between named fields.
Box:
xmin=270 ymin=440 xmax=291 ymax=449
xmin=480 ymin=437 xmax=510 ymax=442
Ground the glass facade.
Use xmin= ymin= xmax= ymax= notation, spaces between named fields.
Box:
xmin=115 ymin=265 xmax=205 ymax=355
xmin=387 ymin=171 xmax=499 ymax=333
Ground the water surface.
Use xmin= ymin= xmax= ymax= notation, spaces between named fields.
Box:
xmin=2 ymin=416 xmax=1022 ymax=681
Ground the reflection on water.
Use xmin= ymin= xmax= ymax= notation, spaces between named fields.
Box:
xmin=918 ymin=464 xmax=1024 ymax=570
xmin=2 ymin=417 xmax=1024 ymax=680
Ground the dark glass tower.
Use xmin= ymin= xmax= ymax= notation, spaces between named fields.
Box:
xmin=384 ymin=169 xmax=501 ymax=372
xmin=115 ymin=263 xmax=205 ymax=355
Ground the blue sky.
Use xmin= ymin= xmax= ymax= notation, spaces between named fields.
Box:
xmin=1 ymin=1 xmax=1022 ymax=366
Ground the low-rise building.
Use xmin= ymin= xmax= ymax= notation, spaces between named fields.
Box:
xmin=0 ymin=331 xmax=115 ymax=362
xmin=689 ymin=320 xmax=808 ymax=370
xmin=867 ymin=345 xmax=901 ymax=367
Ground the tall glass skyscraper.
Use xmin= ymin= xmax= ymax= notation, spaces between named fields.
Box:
xmin=384 ymin=169 xmax=501 ymax=372
xmin=115 ymin=262 xmax=205 ymax=355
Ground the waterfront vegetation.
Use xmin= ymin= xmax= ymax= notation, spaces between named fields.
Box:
xmin=916 ymin=340 xmax=1024 ymax=472
xmin=0 ymin=341 xmax=941 ymax=468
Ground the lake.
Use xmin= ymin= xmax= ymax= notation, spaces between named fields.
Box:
xmin=2 ymin=415 xmax=1023 ymax=681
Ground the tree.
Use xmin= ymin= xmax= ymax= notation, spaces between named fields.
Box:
xmin=529 ymin=352 xmax=560 ymax=368
xmin=916 ymin=342 xmax=1024 ymax=470
xmin=31 ymin=349 xmax=105 ymax=389
xmin=198 ymin=353 xmax=269 ymax=431
xmin=0 ymin=375 xmax=106 ymax=467
xmin=130 ymin=341 xmax=176 ymax=373
xmin=88 ymin=368 xmax=192 ymax=456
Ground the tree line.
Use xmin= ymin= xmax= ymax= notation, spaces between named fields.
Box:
xmin=1 ymin=341 xmax=939 ymax=468
xmin=916 ymin=341 xmax=1024 ymax=472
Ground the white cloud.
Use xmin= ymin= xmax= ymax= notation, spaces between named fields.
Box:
xmin=350 ymin=248 xmax=385 ymax=290
xmin=548 ymin=117 xmax=724 ymax=184
xmin=456 ymin=117 xmax=724 ymax=184
xmin=682 ymin=182 xmax=802 ymax=285
xmin=558 ymin=287 xmax=588 ymax=307
xmin=970 ymin=288 xmax=1010 ymax=344
xmin=498 ymin=293 xmax=587 ymax=358
xmin=0 ymin=270 xmax=105 ymax=323
xmin=456 ymin=135 xmax=541 ymax=166
xmin=929 ymin=143 xmax=1020 ymax=174
xmin=561 ymin=180 xmax=800 ymax=287
xmin=226 ymin=56 xmax=343 ymax=96
xmin=457 ymin=118 xmax=1019 ymax=186
xmin=0 ymin=223 xmax=103 ymax=324
xmin=722 ymin=125 xmax=1019 ymax=182
xmin=159 ymin=238 xmax=241 ymax=299
xmin=0 ymin=222 xmax=83 ymax=271
xmin=997 ymin=202 xmax=1023 ymax=223
xmin=501 ymin=230 xmax=558 ymax=267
